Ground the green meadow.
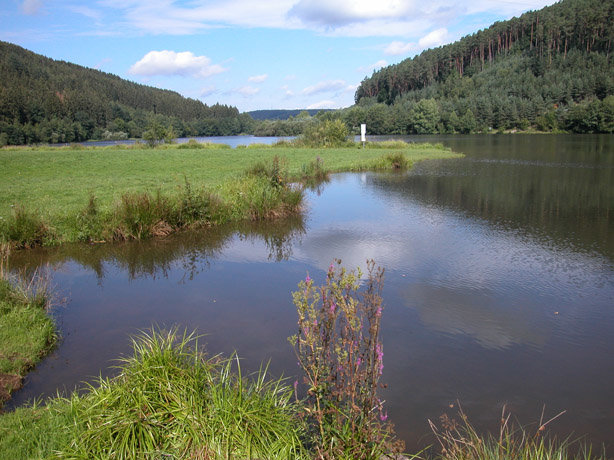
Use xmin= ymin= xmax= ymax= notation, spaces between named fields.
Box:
xmin=0 ymin=142 xmax=461 ymax=246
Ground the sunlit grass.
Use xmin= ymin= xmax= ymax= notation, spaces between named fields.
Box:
xmin=0 ymin=142 xmax=460 ymax=244
xmin=0 ymin=328 xmax=307 ymax=459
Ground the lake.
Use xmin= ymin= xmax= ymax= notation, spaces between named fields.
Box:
xmin=6 ymin=134 xmax=614 ymax=453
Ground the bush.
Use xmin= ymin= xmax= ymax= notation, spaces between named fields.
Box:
xmin=297 ymin=119 xmax=350 ymax=147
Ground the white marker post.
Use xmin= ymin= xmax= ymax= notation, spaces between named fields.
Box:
xmin=360 ymin=123 xmax=366 ymax=148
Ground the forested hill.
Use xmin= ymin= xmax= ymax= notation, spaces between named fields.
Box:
xmin=0 ymin=41 xmax=253 ymax=145
xmin=247 ymin=109 xmax=333 ymax=120
xmin=350 ymin=0 xmax=614 ymax=134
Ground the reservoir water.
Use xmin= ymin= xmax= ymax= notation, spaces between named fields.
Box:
xmin=7 ymin=134 xmax=614 ymax=452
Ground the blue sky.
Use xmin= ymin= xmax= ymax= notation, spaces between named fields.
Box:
xmin=1 ymin=0 xmax=558 ymax=112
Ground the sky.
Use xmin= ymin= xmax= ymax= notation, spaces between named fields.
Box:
xmin=1 ymin=0 xmax=559 ymax=113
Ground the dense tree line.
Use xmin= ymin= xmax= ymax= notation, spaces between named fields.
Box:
xmin=0 ymin=41 xmax=253 ymax=145
xmin=352 ymin=0 xmax=614 ymax=134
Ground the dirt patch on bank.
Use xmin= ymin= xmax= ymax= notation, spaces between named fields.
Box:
xmin=0 ymin=373 xmax=23 ymax=407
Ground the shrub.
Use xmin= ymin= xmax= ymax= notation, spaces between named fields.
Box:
xmin=290 ymin=260 xmax=403 ymax=459
xmin=297 ymin=119 xmax=350 ymax=147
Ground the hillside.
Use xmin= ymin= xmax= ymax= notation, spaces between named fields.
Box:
xmin=350 ymin=0 xmax=614 ymax=134
xmin=247 ymin=109 xmax=334 ymax=121
xmin=0 ymin=41 xmax=253 ymax=145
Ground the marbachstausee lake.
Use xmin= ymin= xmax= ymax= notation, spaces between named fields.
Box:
xmin=7 ymin=134 xmax=614 ymax=452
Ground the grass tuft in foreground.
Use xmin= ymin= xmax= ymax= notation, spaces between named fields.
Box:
xmin=54 ymin=328 xmax=306 ymax=459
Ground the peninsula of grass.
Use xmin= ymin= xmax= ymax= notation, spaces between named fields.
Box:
xmin=0 ymin=140 xmax=461 ymax=248
xmin=0 ymin=246 xmax=56 ymax=408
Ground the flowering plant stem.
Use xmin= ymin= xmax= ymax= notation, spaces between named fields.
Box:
xmin=290 ymin=259 xmax=403 ymax=459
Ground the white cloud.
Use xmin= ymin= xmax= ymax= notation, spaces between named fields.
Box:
xmin=20 ymin=0 xmax=43 ymax=15
xmin=98 ymin=0 xmax=558 ymax=38
xmin=248 ymin=74 xmax=268 ymax=83
xmin=419 ymin=28 xmax=449 ymax=48
xmin=129 ymin=51 xmax=227 ymax=78
xmin=302 ymin=79 xmax=347 ymax=95
xmin=236 ymin=86 xmax=260 ymax=96
xmin=384 ymin=41 xmax=416 ymax=56
xmin=280 ymin=85 xmax=295 ymax=98
xmin=306 ymin=100 xmax=337 ymax=110
xmin=289 ymin=0 xmax=412 ymax=26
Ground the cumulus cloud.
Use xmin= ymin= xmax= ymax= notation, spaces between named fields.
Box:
xmin=384 ymin=41 xmax=417 ymax=56
xmin=129 ymin=51 xmax=226 ymax=78
xmin=20 ymin=0 xmax=43 ymax=15
xmin=289 ymin=0 xmax=411 ymax=27
xmin=307 ymin=100 xmax=337 ymax=110
xmin=98 ymin=0 xmax=558 ymax=38
xmin=248 ymin=74 xmax=268 ymax=83
xmin=419 ymin=28 xmax=449 ymax=48
xmin=302 ymin=79 xmax=347 ymax=95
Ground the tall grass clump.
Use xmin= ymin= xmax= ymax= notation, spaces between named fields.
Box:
xmin=111 ymin=191 xmax=175 ymax=240
xmin=300 ymin=156 xmax=329 ymax=187
xmin=232 ymin=156 xmax=303 ymax=220
xmin=110 ymin=180 xmax=221 ymax=241
xmin=0 ymin=205 xmax=54 ymax=249
xmin=290 ymin=259 xmax=404 ymax=459
xmin=57 ymin=328 xmax=306 ymax=459
xmin=74 ymin=194 xmax=104 ymax=242
xmin=223 ymin=175 xmax=303 ymax=221
xmin=430 ymin=406 xmax=608 ymax=460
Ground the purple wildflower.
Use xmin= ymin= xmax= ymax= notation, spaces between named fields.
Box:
xmin=330 ymin=302 xmax=336 ymax=314
xmin=376 ymin=343 xmax=384 ymax=375
xmin=380 ymin=411 xmax=388 ymax=422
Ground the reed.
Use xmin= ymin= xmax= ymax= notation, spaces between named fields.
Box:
xmin=429 ymin=406 xmax=608 ymax=460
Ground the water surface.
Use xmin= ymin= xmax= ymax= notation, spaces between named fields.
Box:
xmin=7 ymin=134 xmax=614 ymax=452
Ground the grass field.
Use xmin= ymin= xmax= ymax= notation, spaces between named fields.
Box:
xmin=0 ymin=142 xmax=461 ymax=245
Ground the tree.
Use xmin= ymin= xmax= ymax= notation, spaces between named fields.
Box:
xmin=409 ymin=99 xmax=440 ymax=134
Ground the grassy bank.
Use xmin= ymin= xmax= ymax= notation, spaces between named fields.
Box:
xmin=0 ymin=329 xmax=607 ymax=460
xmin=0 ymin=141 xmax=461 ymax=247
xmin=0 ymin=245 xmax=56 ymax=408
